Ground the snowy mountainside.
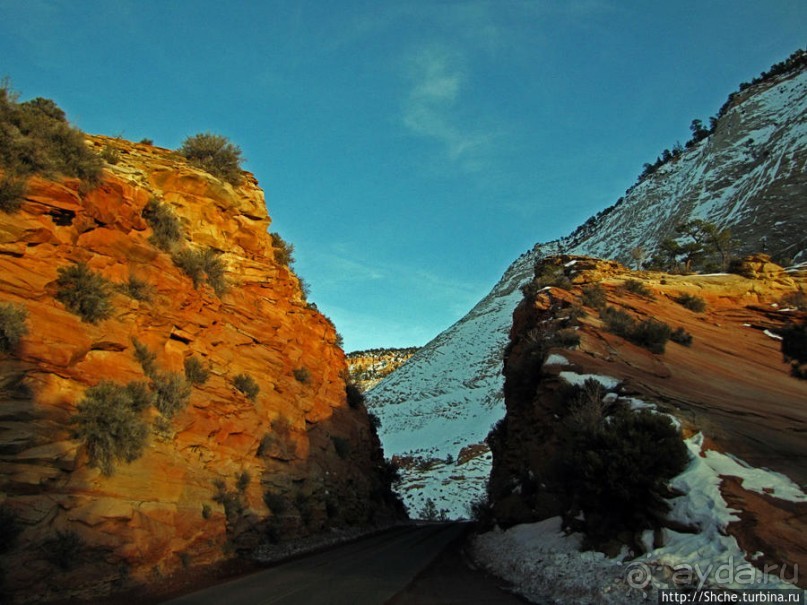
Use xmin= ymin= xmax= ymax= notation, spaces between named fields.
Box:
xmin=365 ymin=250 xmax=534 ymax=518
xmin=366 ymin=62 xmax=807 ymax=519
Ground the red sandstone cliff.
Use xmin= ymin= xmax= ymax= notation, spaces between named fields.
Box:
xmin=0 ymin=135 xmax=401 ymax=602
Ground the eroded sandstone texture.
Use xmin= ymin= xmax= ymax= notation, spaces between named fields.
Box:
xmin=0 ymin=136 xmax=401 ymax=602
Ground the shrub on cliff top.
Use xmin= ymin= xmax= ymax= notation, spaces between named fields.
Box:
xmin=177 ymin=132 xmax=243 ymax=185
xmin=0 ymin=302 xmax=28 ymax=354
xmin=55 ymin=262 xmax=113 ymax=323
xmin=270 ymin=232 xmax=295 ymax=267
xmin=72 ymin=380 xmax=150 ymax=475
xmin=0 ymin=83 xmax=102 ymax=183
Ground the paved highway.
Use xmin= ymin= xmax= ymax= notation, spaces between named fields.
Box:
xmin=163 ymin=523 xmax=473 ymax=605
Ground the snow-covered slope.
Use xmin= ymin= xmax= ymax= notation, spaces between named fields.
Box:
xmin=366 ymin=65 xmax=807 ymax=519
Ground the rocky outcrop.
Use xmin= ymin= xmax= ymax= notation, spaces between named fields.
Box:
xmin=0 ymin=136 xmax=402 ymax=602
xmin=488 ymin=255 xmax=807 ymax=580
xmin=347 ymin=347 xmax=419 ymax=392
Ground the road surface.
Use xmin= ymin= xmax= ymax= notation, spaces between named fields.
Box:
xmin=162 ymin=523 xmax=526 ymax=604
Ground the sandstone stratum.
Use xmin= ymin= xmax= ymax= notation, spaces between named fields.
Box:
xmin=488 ymin=255 xmax=807 ymax=586
xmin=0 ymin=135 xmax=402 ymax=602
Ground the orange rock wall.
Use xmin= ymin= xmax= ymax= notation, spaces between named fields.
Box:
xmin=0 ymin=136 xmax=398 ymax=601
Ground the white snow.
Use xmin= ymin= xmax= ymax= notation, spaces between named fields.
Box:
xmin=544 ymin=353 xmax=571 ymax=367
xmin=558 ymin=371 xmax=621 ymax=390
xmin=763 ymin=329 xmax=783 ymax=340
xmin=472 ymin=431 xmax=805 ymax=603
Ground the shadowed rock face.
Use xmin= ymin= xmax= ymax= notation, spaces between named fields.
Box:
xmin=489 ymin=255 xmax=807 ymax=583
xmin=0 ymin=136 xmax=401 ymax=602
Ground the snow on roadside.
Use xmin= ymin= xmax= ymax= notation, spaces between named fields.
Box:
xmin=472 ymin=413 xmax=805 ymax=603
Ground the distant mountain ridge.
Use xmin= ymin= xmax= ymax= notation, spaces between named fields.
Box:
xmin=366 ymin=51 xmax=807 ymax=518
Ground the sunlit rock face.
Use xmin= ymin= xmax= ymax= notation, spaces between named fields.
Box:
xmin=0 ymin=136 xmax=400 ymax=602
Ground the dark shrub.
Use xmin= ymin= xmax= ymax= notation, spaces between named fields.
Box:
xmin=781 ymin=291 xmax=807 ymax=311
xmin=178 ymin=133 xmax=243 ymax=185
xmin=331 ymin=436 xmax=350 ymax=459
xmin=293 ymin=367 xmax=311 ymax=384
xmin=233 ymin=373 xmax=260 ymax=401
xmin=675 ymin=293 xmax=707 ymax=313
xmin=554 ymin=328 xmax=581 ymax=348
xmin=561 ymin=407 xmax=688 ymax=544
xmin=142 ymin=198 xmax=183 ymax=251
xmin=670 ymin=327 xmax=694 ymax=346
xmin=171 ymin=247 xmax=228 ymax=296
xmin=263 ymin=491 xmax=287 ymax=514
xmin=581 ymin=283 xmax=607 ymax=309
xmin=99 ymin=145 xmax=120 ymax=165
xmin=0 ymin=302 xmax=28 ymax=353
xmin=781 ymin=323 xmax=807 ymax=364
xmin=535 ymin=263 xmax=572 ymax=290
xmin=0 ymin=175 xmax=27 ymax=213
xmin=600 ymin=306 xmax=635 ymax=338
xmin=55 ymin=262 xmax=113 ymax=323
xmin=621 ymin=279 xmax=653 ymax=298
xmin=72 ymin=381 xmax=150 ymax=475
xmin=184 ymin=356 xmax=210 ymax=385
xmin=151 ymin=372 xmax=191 ymax=418
xmin=0 ymin=84 xmax=102 ymax=183
xmin=118 ymin=275 xmax=154 ymax=302
xmin=270 ymin=232 xmax=295 ymax=266
xmin=131 ymin=337 xmax=157 ymax=378
xmin=631 ymin=319 xmax=672 ymax=354
xmin=235 ymin=470 xmax=250 ymax=493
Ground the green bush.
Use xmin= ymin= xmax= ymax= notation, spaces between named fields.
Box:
xmin=675 ymin=293 xmax=707 ymax=313
xmin=0 ymin=302 xmax=28 ymax=353
xmin=233 ymin=373 xmax=259 ymax=401
xmin=560 ymin=407 xmax=688 ymax=544
xmin=142 ymin=198 xmax=183 ymax=251
xmin=178 ymin=133 xmax=243 ymax=185
xmin=293 ymin=367 xmax=311 ymax=384
xmin=670 ymin=327 xmax=694 ymax=347
xmin=535 ymin=264 xmax=572 ymax=290
xmin=631 ymin=319 xmax=672 ymax=354
xmin=184 ymin=356 xmax=210 ymax=385
xmin=99 ymin=145 xmax=120 ymax=165
xmin=150 ymin=371 xmax=191 ymax=418
xmin=600 ymin=306 xmax=635 ymax=338
xmin=581 ymin=283 xmax=607 ymax=309
xmin=72 ymin=381 xmax=150 ymax=475
xmin=601 ymin=306 xmax=671 ymax=354
xmin=55 ymin=262 xmax=113 ymax=323
xmin=0 ymin=175 xmax=27 ymax=213
xmin=171 ymin=247 xmax=228 ymax=296
xmin=131 ymin=337 xmax=157 ymax=378
xmin=0 ymin=84 xmax=103 ymax=184
xmin=117 ymin=275 xmax=154 ymax=302
xmin=270 ymin=232 xmax=295 ymax=266
xmin=621 ymin=279 xmax=654 ymax=298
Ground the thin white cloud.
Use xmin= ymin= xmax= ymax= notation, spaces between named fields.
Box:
xmin=401 ymin=43 xmax=496 ymax=170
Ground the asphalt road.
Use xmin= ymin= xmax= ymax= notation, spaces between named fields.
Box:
xmin=162 ymin=523 xmax=483 ymax=605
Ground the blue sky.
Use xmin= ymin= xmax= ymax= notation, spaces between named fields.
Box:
xmin=1 ymin=1 xmax=804 ymax=351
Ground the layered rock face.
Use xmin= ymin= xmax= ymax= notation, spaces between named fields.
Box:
xmin=346 ymin=347 xmax=419 ymax=392
xmin=0 ymin=136 xmax=399 ymax=602
xmin=489 ymin=255 xmax=807 ymax=581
